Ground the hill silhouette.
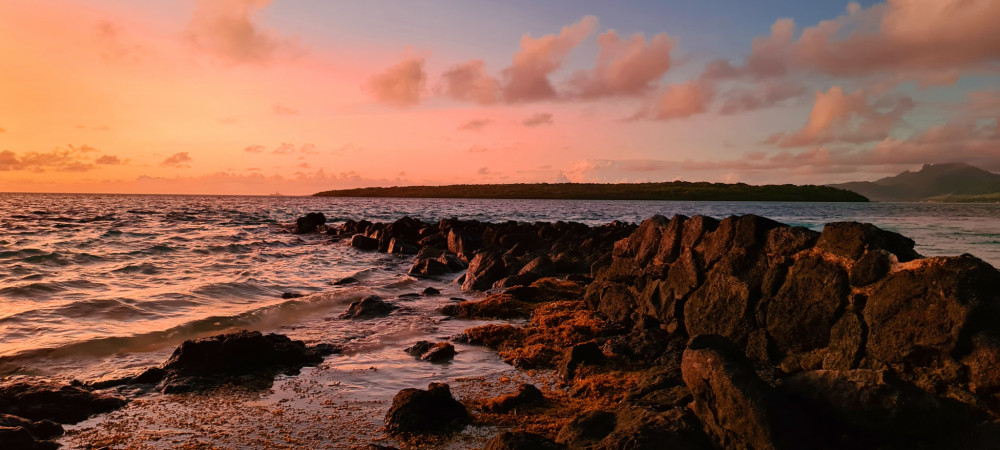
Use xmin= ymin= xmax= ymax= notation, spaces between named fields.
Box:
xmin=830 ymin=162 xmax=1000 ymax=202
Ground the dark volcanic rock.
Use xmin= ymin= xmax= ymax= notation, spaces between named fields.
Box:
xmin=384 ymin=383 xmax=468 ymax=434
xmin=0 ymin=414 xmax=63 ymax=440
xmin=484 ymin=431 xmax=563 ymax=450
xmin=294 ymin=212 xmax=326 ymax=234
xmin=816 ymin=221 xmax=920 ymax=262
xmin=560 ymin=341 xmax=605 ymax=380
xmin=0 ymin=382 xmax=126 ymax=424
xmin=421 ymin=342 xmax=457 ymax=363
xmin=462 ymin=250 xmax=508 ymax=291
xmin=765 ymin=256 xmax=849 ymax=356
xmin=864 ymin=255 xmax=1000 ymax=367
xmin=481 ymin=384 xmax=544 ymax=413
xmin=350 ymin=234 xmax=379 ymax=251
xmin=0 ymin=426 xmax=38 ymax=450
xmin=422 ymin=287 xmax=440 ymax=296
xmin=406 ymin=340 xmax=457 ymax=363
xmin=157 ymin=330 xmax=337 ymax=393
xmin=681 ymin=335 xmax=823 ymax=450
xmin=556 ymin=410 xmax=617 ymax=446
xmin=340 ymin=295 xmax=399 ymax=319
xmin=780 ymin=369 xmax=984 ymax=448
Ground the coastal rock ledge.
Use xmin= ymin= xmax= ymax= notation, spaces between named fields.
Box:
xmin=360 ymin=212 xmax=998 ymax=449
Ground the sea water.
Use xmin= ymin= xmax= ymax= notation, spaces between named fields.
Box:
xmin=1 ymin=193 xmax=998 ymax=380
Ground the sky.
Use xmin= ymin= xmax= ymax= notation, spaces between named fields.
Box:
xmin=0 ymin=0 xmax=998 ymax=195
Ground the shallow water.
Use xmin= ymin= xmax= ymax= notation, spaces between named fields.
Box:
xmin=1 ymin=193 xmax=998 ymax=379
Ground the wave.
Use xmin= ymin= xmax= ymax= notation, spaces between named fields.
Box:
xmin=0 ymin=279 xmax=109 ymax=298
xmin=0 ymin=289 xmax=366 ymax=362
xmin=0 ymin=249 xmax=45 ymax=259
xmin=111 ymin=262 xmax=160 ymax=274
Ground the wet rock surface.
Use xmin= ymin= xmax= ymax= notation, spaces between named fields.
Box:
xmin=340 ymin=295 xmax=399 ymax=319
xmin=132 ymin=330 xmax=339 ymax=393
xmin=384 ymin=382 xmax=468 ymax=434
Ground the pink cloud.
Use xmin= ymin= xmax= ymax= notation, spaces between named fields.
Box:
xmin=634 ymin=80 xmax=715 ymax=121
xmin=0 ymin=146 xmax=103 ymax=172
xmin=719 ymin=81 xmax=806 ymax=114
xmin=569 ymin=30 xmax=674 ymax=98
xmin=184 ymin=0 xmax=299 ymax=64
xmin=766 ymin=86 xmax=914 ymax=147
xmin=367 ymin=57 xmax=426 ymax=107
xmin=94 ymin=155 xmax=123 ymax=165
xmin=500 ymin=15 xmax=598 ymax=102
xmin=439 ymin=59 xmax=498 ymax=105
xmin=161 ymin=152 xmax=192 ymax=168
xmin=795 ymin=0 xmax=1000 ymax=77
xmin=703 ymin=18 xmax=796 ymax=80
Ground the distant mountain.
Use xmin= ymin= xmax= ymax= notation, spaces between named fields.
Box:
xmin=829 ymin=162 xmax=1000 ymax=202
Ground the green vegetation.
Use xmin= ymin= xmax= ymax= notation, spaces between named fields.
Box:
xmin=314 ymin=181 xmax=868 ymax=202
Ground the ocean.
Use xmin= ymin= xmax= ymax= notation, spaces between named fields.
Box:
xmin=1 ymin=193 xmax=999 ymax=381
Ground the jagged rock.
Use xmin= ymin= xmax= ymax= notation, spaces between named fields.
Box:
xmin=681 ymin=335 xmax=823 ymax=450
xmin=405 ymin=341 xmax=433 ymax=357
xmin=0 ymin=414 xmax=62 ymax=441
xmin=683 ymin=269 xmax=754 ymax=345
xmin=447 ymin=229 xmax=482 ymax=262
xmin=350 ymin=234 xmax=379 ymax=251
xmin=850 ymin=249 xmax=891 ymax=287
xmin=408 ymin=257 xmax=449 ymax=278
xmin=422 ymin=342 xmax=456 ymax=363
xmin=0 ymin=382 xmax=126 ymax=424
xmin=387 ymin=238 xmax=418 ymax=255
xmin=462 ymin=250 xmax=507 ymax=291
xmin=339 ymin=295 xmax=399 ymax=319
xmin=816 ymin=222 xmax=920 ymax=262
xmin=484 ymin=431 xmax=563 ymax=450
xmin=560 ymin=341 xmax=604 ymax=380
xmin=481 ymin=384 xmax=544 ymax=413
xmin=781 ymin=369 xmax=985 ymax=448
xmin=294 ymin=212 xmax=326 ymax=234
xmin=518 ymin=255 xmax=558 ymax=277
xmin=155 ymin=330 xmax=337 ymax=393
xmin=765 ymin=256 xmax=849 ymax=357
xmin=556 ymin=410 xmax=617 ymax=447
xmin=384 ymin=383 xmax=468 ymax=433
xmin=864 ymin=255 xmax=1000 ymax=366
xmin=0 ymin=426 xmax=38 ymax=450
xmin=591 ymin=408 xmax=713 ymax=450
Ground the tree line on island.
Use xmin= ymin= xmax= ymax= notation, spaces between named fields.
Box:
xmin=314 ymin=181 xmax=869 ymax=202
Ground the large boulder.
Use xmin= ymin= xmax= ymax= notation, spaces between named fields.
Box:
xmin=294 ymin=212 xmax=326 ymax=234
xmin=154 ymin=330 xmax=337 ymax=393
xmin=462 ymin=250 xmax=508 ymax=291
xmin=384 ymin=383 xmax=468 ymax=433
xmin=863 ymin=255 xmax=1000 ymax=367
xmin=350 ymin=234 xmax=379 ymax=251
xmin=816 ymin=222 xmax=920 ymax=262
xmin=0 ymin=382 xmax=126 ymax=424
xmin=681 ymin=335 xmax=823 ymax=450
xmin=780 ymin=369 xmax=985 ymax=448
xmin=764 ymin=256 xmax=849 ymax=357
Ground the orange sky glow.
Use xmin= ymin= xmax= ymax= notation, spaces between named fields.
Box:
xmin=1 ymin=0 xmax=998 ymax=194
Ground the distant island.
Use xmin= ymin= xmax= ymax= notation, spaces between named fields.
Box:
xmin=829 ymin=162 xmax=1000 ymax=202
xmin=314 ymin=181 xmax=868 ymax=202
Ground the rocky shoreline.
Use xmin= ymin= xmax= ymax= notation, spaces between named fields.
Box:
xmin=3 ymin=212 xmax=999 ymax=449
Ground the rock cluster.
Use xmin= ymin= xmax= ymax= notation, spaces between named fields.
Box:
xmin=436 ymin=214 xmax=1000 ymax=449
xmin=306 ymin=215 xmax=636 ymax=290
xmin=0 ymin=381 xmax=126 ymax=448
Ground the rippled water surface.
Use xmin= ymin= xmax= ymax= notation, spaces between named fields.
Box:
xmin=1 ymin=193 xmax=998 ymax=379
